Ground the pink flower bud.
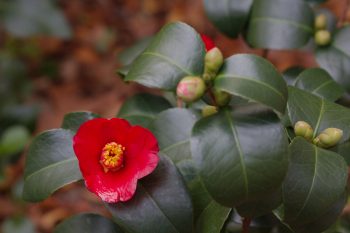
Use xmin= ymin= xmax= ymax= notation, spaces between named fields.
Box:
xmin=176 ymin=76 xmax=206 ymax=103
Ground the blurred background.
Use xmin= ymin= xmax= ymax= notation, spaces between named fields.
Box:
xmin=0 ymin=0 xmax=349 ymax=232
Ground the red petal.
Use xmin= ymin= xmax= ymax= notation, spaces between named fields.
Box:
xmin=200 ymin=34 xmax=216 ymax=51
xmin=73 ymin=118 xmax=159 ymax=203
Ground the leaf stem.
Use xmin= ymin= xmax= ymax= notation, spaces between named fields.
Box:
xmin=242 ymin=217 xmax=251 ymax=233
xmin=177 ymin=98 xmax=183 ymax=108
xmin=339 ymin=0 xmax=350 ymax=27
xmin=262 ymin=49 xmax=269 ymax=59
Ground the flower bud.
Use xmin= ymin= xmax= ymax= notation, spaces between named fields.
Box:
xmin=213 ymin=88 xmax=231 ymax=107
xmin=176 ymin=76 xmax=206 ymax=103
xmin=294 ymin=121 xmax=314 ymax=141
xmin=315 ymin=14 xmax=327 ymax=30
xmin=315 ymin=30 xmax=331 ymax=46
xmin=313 ymin=128 xmax=343 ymax=148
xmin=202 ymin=105 xmax=218 ymax=117
xmin=203 ymin=47 xmax=224 ymax=83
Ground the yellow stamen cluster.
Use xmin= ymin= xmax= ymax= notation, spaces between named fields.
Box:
xmin=100 ymin=142 xmax=125 ymax=173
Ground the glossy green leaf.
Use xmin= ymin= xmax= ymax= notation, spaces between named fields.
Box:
xmin=118 ymin=36 xmax=154 ymax=66
xmin=287 ymin=86 xmax=350 ymax=143
xmin=282 ymin=66 xmax=304 ymax=86
xmin=118 ymin=93 xmax=172 ymax=128
xmin=203 ymin=0 xmax=253 ymax=38
xmin=192 ymin=109 xmax=289 ymax=207
xmin=23 ymin=129 xmax=82 ymax=202
xmin=247 ymin=0 xmax=314 ymax=49
xmin=215 ymin=54 xmax=288 ymax=114
xmin=54 ymin=214 xmax=124 ymax=233
xmin=316 ymin=26 xmax=350 ymax=92
xmin=3 ymin=0 xmax=71 ymax=38
xmin=107 ymin=156 xmax=193 ymax=233
xmin=282 ymin=137 xmax=347 ymax=231
xmin=61 ymin=112 xmax=99 ymax=133
xmin=236 ymin=188 xmax=282 ymax=218
xmin=150 ymin=108 xmax=230 ymax=233
xmin=332 ymin=141 xmax=350 ymax=165
xmin=195 ymin=201 xmax=231 ymax=233
xmin=294 ymin=68 xmax=344 ymax=101
xmin=125 ymin=22 xmax=205 ymax=90
xmin=116 ymin=64 xmax=131 ymax=78
xmin=289 ymin=192 xmax=347 ymax=233
xmin=0 ymin=125 xmax=30 ymax=157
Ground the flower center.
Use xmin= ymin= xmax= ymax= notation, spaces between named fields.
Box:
xmin=100 ymin=142 xmax=125 ymax=173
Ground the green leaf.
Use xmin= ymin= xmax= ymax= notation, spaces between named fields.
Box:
xmin=283 ymin=66 xmax=304 ymax=86
xmin=294 ymin=68 xmax=344 ymax=101
xmin=247 ymin=0 xmax=314 ymax=49
xmin=0 ymin=125 xmax=30 ymax=157
xmin=61 ymin=112 xmax=99 ymax=133
xmin=203 ymin=0 xmax=253 ymax=38
xmin=54 ymin=214 xmax=124 ymax=233
xmin=282 ymin=137 xmax=347 ymax=231
xmin=192 ymin=109 xmax=289 ymax=207
xmin=290 ymin=192 xmax=347 ymax=233
xmin=214 ymin=54 xmax=288 ymax=114
xmin=107 ymin=156 xmax=193 ymax=233
xmin=150 ymin=108 xmax=230 ymax=233
xmin=2 ymin=217 xmax=36 ymax=233
xmin=23 ymin=129 xmax=82 ymax=202
xmin=125 ymin=22 xmax=205 ymax=90
xmin=4 ymin=0 xmax=72 ymax=38
xmin=118 ymin=36 xmax=154 ymax=66
xmin=287 ymin=86 xmax=350 ymax=143
xmin=118 ymin=93 xmax=172 ymax=128
xmin=236 ymin=188 xmax=282 ymax=218
xmin=332 ymin=141 xmax=350 ymax=165
xmin=195 ymin=201 xmax=231 ymax=233
xmin=316 ymin=26 xmax=350 ymax=92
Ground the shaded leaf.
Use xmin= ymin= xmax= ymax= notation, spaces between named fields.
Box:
xmin=61 ymin=112 xmax=99 ymax=133
xmin=118 ymin=36 xmax=154 ymax=66
xmin=107 ymin=156 xmax=193 ymax=233
xmin=150 ymin=108 xmax=230 ymax=233
xmin=0 ymin=125 xmax=30 ymax=157
xmin=282 ymin=137 xmax=347 ymax=228
xmin=294 ymin=68 xmax=344 ymax=101
xmin=290 ymin=192 xmax=347 ymax=233
xmin=4 ymin=0 xmax=71 ymax=38
xmin=23 ymin=129 xmax=82 ymax=202
xmin=192 ymin=109 xmax=289 ymax=207
xmin=316 ymin=26 xmax=350 ymax=92
xmin=247 ymin=0 xmax=314 ymax=49
xmin=282 ymin=66 xmax=304 ymax=86
xmin=287 ymin=86 xmax=350 ymax=143
xmin=215 ymin=54 xmax=288 ymax=114
xmin=118 ymin=93 xmax=172 ymax=128
xmin=125 ymin=22 xmax=205 ymax=90
xmin=2 ymin=217 xmax=36 ymax=233
xmin=203 ymin=0 xmax=253 ymax=38
xmin=54 ymin=214 xmax=124 ymax=233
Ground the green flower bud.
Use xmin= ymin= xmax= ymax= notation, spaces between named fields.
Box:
xmin=203 ymin=47 xmax=224 ymax=83
xmin=315 ymin=30 xmax=331 ymax=46
xmin=176 ymin=76 xmax=206 ymax=103
xmin=213 ymin=88 xmax=231 ymax=107
xmin=294 ymin=121 xmax=314 ymax=141
xmin=315 ymin=14 xmax=327 ymax=30
xmin=202 ymin=105 xmax=218 ymax=117
xmin=313 ymin=128 xmax=343 ymax=148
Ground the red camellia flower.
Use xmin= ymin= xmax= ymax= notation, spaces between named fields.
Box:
xmin=73 ymin=118 xmax=159 ymax=203
xmin=200 ymin=34 xmax=216 ymax=51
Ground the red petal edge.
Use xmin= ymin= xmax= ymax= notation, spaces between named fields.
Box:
xmin=73 ymin=118 xmax=159 ymax=203
xmin=200 ymin=34 xmax=216 ymax=51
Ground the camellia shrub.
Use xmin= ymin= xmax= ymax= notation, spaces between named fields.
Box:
xmin=23 ymin=0 xmax=350 ymax=232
